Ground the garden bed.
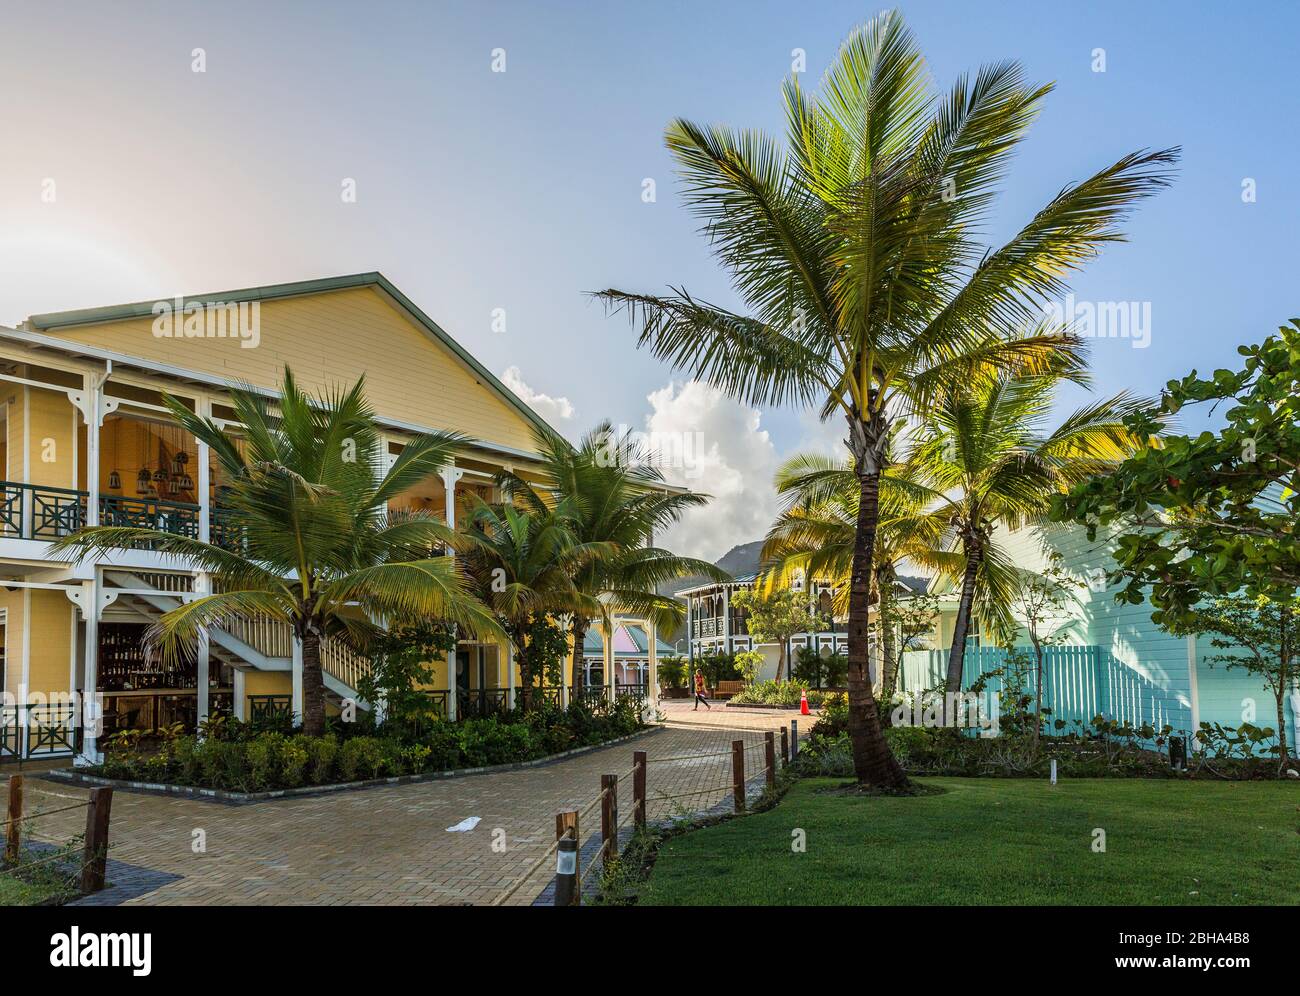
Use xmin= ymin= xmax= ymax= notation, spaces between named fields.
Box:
xmin=47 ymin=728 xmax=653 ymax=804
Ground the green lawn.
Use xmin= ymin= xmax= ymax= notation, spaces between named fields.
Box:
xmin=641 ymin=778 xmax=1300 ymax=905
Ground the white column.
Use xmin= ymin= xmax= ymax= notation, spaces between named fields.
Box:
xmin=197 ymin=398 xmax=211 ymax=544
xmin=194 ymin=572 xmax=210 ymax=726
xmin=291 ymin=635 xmax=304 ymax=725
xmin=233 ymin=669 xmax=246 ymax=721
xmin=76 ymin=576 xmax=101 ymax=765
xmin=441 ymin=461 xmax=464 ymax=719
xmin=86 ymin=381 xmax=101 ymax=527
xmin=723 ymin=587 xmax=732 ymax=654
xmin=645 ymin=618 xmax=659 ymax=722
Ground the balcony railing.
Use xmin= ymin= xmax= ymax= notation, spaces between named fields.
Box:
xmin=0 ymin=482 xmax=200 ymax=542
xmin=0 ymin=701 xmax=81 ymax=759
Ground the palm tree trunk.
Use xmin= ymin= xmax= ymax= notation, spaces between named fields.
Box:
xmin=944 ymin=547 xmax=982 ymax=697
xmin=301 ymin=628 xmax=326 ymax=737
xmin=570 ymin=617 xmax=589 ymax=703
xmin=847 ymin=463 xmax=910 ymax=790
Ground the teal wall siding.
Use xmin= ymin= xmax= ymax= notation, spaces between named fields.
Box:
xmin=917 ymin=522 xmax=1291 ymax=751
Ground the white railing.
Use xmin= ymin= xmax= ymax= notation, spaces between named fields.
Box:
xmin=223 ymin=614 xmax=293 ymax=659
xmin=218 ymin=613 xmax=369 ymax=694
xmin=321 ymin=637 xmax=370 ymax=693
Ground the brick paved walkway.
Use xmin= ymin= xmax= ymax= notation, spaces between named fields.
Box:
xmin=3 ymin=716 xmax=799 ymax=906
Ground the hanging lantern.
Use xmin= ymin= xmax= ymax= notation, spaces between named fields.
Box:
xmin=108 ymin=469 xmax=122 ymax=490
xmin=152 ymin=468 xmax=168 ymax=483
xmin=176 ymin=451 xmax=189 ymax=465
xmin=171 ymin=457 xmax=183 ymax=476
xmin=179 ymin=472 xmax=194 ymax=490
xmin=136 ymin=468 xmax=151 ymax=493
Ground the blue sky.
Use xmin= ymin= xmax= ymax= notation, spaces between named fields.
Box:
xmin=1 ymin=0 xmax=1296 ymax=558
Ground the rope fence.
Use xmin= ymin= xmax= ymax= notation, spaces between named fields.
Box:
xmin=2 ymin=773 xmax=114 ymax=897
xmin=505 ymin=721 xmax=800 ymax=907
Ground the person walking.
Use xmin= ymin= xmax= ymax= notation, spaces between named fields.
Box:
xmin=693 ymin=669 xmax=710 ymax=711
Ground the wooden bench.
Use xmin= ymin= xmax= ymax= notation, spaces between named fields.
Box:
xmin=712 ymin=680 xmax=745 ymax=699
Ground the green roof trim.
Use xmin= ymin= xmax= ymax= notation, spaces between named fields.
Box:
xmin=25 ymin=271 xmax=559 ymax=442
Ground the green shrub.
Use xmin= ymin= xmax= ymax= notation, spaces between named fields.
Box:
xmin=303 ymin=736 xmax=338 ymax=784
xmin=338 ymin=737 xmax=386 ymax=781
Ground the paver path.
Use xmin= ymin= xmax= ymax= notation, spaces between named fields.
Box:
xmin=4 ymin=715 xmax=799 ymax=906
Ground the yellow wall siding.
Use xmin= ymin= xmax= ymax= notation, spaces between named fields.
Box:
xmin=1 ymin=589 xmax=21 ymax=698
xmin=243 ymin=671 xmax=291 ymax=697
xmin=45 ymin=287 xmax=540 ymax=453
xmin=25 ymin=388 xmax=78 ymax=489
xmin=26 ymin=590 xmax=74 ymax=695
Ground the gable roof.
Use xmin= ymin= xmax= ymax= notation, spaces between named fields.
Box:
xmin=23 ymin=271 xmax=559 ymax=443
xmin=583 ymin=623 xmax=677 ymax=658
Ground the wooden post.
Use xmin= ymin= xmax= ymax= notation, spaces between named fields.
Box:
xmin=780 ymin=726 xmax=790 ymax=765
xmin=80 ymin=786 xmax=112 ymax=893
xmin=4 ymin=774 xmax=22 ymax=865
xmin=632 ymin=750 xmax=647 ymax=828
xmin=765 ymin=731 xmax=776 ymax=792
xmin=554 ymin=810 xmax=579 ymax=907
xmin=600 ymin=774 xmax=618 ymax=863
xmin=791 ymin=720 xmax=799 ymax=759
xmin=731 ymin=739 xmax=745 ymax=813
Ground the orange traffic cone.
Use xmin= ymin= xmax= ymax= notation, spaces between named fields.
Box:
xmin=800 ymin=689 xmax=810 ymax=716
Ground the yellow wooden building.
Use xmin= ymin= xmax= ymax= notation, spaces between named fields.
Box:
xmin=0 ymin=273 xmax=640 ymax=764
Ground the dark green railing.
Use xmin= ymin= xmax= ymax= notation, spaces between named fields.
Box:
xmin=0 ymin=482 xmax=200 ymax=542
xmin=248 ymin=694 xmax=293 ymax=724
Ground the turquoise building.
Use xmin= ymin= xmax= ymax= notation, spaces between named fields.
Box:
xmin=898 ymin=522 xmax=1299 ymax=754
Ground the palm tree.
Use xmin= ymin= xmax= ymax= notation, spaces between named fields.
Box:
xmin=907 ymin=366 xmax=1153 ymax=698
xmin=52 ymin=368 xmax=502 ymax=736
xmin=761 ymin=452 xmax=946 ymax=702
xmin=457 ymin=499 xmax=612 ymax=710
xmin=496 ymin=423 xmax=726 ymax=696
xmin=595 ymin=10 xmax=1177 ymax=787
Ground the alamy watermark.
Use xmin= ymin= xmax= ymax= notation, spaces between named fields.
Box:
xmin=151 ymin=297 xmax=260 ymax=349
xmin=1043 ymin=293 xmax=1151 ymax=349
xmin=592 ymin=423 xmax=708 ymax=480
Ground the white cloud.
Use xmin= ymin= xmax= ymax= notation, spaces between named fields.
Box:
xmin=500 ymin=366 xmax=576 ymax=426
xmin=643 ymin=380 xmax=780 ymax=563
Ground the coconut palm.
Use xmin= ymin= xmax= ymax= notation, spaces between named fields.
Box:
xmin=495 ymin=423 xmax=727 ymax=696
xmin=595 ymin=10 xmax=1176 ymax=787
xmin=52 ymin=368 xmax=503 ymax=736
xmin=760 ymin=452 xmax=948 ymax=700
xmin=907 ymin=366 xmax=1153 ymax=697
xmin=456 ymin=498 xmax=613 ymax=710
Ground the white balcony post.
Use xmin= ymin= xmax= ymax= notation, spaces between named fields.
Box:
xmin=723 ymin=586 xmax=732 ymax=654
xmin=194 ymin=572 xmax=210 ymax=726
xmin=77 ymin=575 xmax=101 ymax=766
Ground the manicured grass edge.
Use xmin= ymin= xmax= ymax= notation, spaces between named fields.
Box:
xmin=42 ymin=727 xmax=658 ymax=806
xmin=589 ymin=764 xmax=798 ymax=905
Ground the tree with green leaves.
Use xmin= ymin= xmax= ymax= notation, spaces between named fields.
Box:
xmin=886 ymin=588 xmax=941 ymax=703
xmin=1166 ymin=594 xmax=1297 ymax=771
xmin=495 ymin=422 xmax=724 ymax=694
xmin=1005 ymin=552 xmax=1082 ymax=748
xmin=730 ymin=586 xmax=819 ymax=682
xmin=457 ymin=500 xmax=610 ymax=711
xmin=1055 ymin=321 xmax=1300 ymax=624
xmin=759 ymin=451 xmax=945 ymax=699
xmin=908 ymin=364 xmax=1151 ymax=699
xmin=52 ymin=368 xmax=502 ymax=736
xmin=596 ymin=10 xmax=1176 ymax=787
